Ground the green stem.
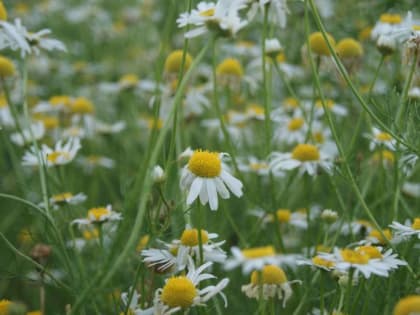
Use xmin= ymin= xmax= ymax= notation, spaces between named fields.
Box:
xmin=196 ymin=201 xmax=204 ymax=265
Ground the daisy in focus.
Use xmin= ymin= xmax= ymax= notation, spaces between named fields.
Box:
xmin=242 ymin=265 xmax=300 ymax=307
xmin=151 ymin=258 xmax=229 ymax=315
xmin=180 ymin=149 xmax=243 ymax=210
xmin=22 ymin=137 xmax=81 ymax=167
xmin=269 ymin=143 xmax=334 ymax=176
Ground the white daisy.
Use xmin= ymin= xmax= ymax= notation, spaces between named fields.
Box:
xmin=177 ymin=0 xmax=249 ymax=39
xmin=318 ymin=246 xmax=407 ymax=278
xmin=247 ymin=0 xmax=289 ymax=28
xmin=121 ymin=288 xmax=153 ymax=315
xmin=43 ymin=192 xmax=87 ymax=209
xmin=152 ymin=257 xmax=229 ymax=315
xmin=269 ymin=143 xmax=334 ymax=176
xmin=71 ymin=205 xmax=122 ymax=227
xmin=22 ymin=137 xmax=81 ymax=167
xmin=365 ymin=127 xmax=396 ymax=151
xmin=10 ymin=122 xmax=45 ymax=146
xmin=272 ymin=115 xmax=308 ymax=145
xmin=180 ymin=149 xmax=243 ymax=210
xmin=305 ymin=99 xmax=348 ymax=118
xmin=77 ymin=155 xmax=115 ymax=172
xmin=389 ymin=218 xmax=420 ymax=239
xmin=238 ymin=156 xmax=275 ymax=176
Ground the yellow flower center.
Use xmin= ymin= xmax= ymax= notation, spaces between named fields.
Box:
xmin=0 ymin=299 xmax=11 ymax=315
xmin=276 ymin=52 xmax=286 ymax=63
xmin=242 ymin=246 xmax=276 ymax=259
xmin=136 ymin=235 xmax=150 ymax=252
xmin=119 ymin=73 xmax=139 ymax=86
xmin=412 ymin=25 xmax=420 ymax=31
xmin=52 ymin=192 xmax=73 ymax=203
xmin=312 ymin=131 xmax=325 ymax=144
xmin=340 ymin=249 xmax=369 ymax=265
xmin=312 ymin=255 xmax=335 ymax=268
xmin=87 ymin=207 xmax=110 ymax=221
xmin=369 ymin=229 xmax=392 ymax=244
xmin=247 ymin=104 xmax=264 ymax=116
xmin=188 ymin=150 xmax=221 ymax=178
xmin=309 ymin=32 xmax=336 ymax=56
xmin=359 ymin=26 xmax=372 ymax=41
xmin=0 ymin=2 xmax=7 ymax=21
xmin=412 ymin=218 xmax=420 ymax=230
xmin=27 ymin=311 xmax=42 ymax=315
xmin=34 ymin=115 xmax=59 ymax=129
xmin=180 ymin=229 xmax=209 ymax=246
xmin=0 ymin=94 xmax=7 ymax=108
xmin=287 ymin=117 xmax=304 ymax=131
xmin=393 ymin=295 xmax=420 ymax=315
xmin=356 ymin=246 xmax=382 ymax=259
xmin=146 ymin=117 xmax=163 ymax=130
xmin=49 ymin=95 xmax=71 ymax=107
xmin=47 ymin=151 xmax=71 ymax=163
xmin=70 ymin=97 xmax=94 ymax=114
xmin=164 ymin=50 xmax=193 ymax=74
xmin=276 ymin=209 xmax=291 ymax=223
xmin=284 ymin=97 xmax=299 ymax=109
xmin=250 ymin=265 xmax=287 ymax=285
xmin=315 ymin=99 xmax=335 ymax=109
xmin=82 ymin=229 xmax=99 ymax=240
xmin=0 ymin=55 xmax=15 ymax=77
xmin=161 ymin=277 xmax=197 ymax=308
xmin=336 ymin=38 xmax=363 ymax=58
xmin=379 ymin=13 xmax=402 ymax=24
xmin=373 ymin=150 xmax=395 ymax=164
xmin=200 ymin=8 xmax=215 ymax=17
xmin=216 ymin=58 xmax=244 ymax=78
xmin=249 ymin=162 xmax=268 ymax=171
xmin=375 ymin=132 xmax=392 ymax=141
xmin=291 ymin=144 xmax=320 ymax=162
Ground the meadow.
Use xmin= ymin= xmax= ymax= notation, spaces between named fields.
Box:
xmin=0 ymin=0 xmax=419 ymax=314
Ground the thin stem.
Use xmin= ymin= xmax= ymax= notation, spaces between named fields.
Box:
xmin=196 ymin=201 xmax=204 ymax=265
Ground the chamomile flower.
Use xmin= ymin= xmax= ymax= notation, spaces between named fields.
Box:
xmin=269 ymin=143 xmax=334 ymax=176
xmin=22 ymin=137 xmax=81 ymax=167
xmin=238 ymin=156 xmax=273 ymax=176
xmin=273 ymin=115 xmax=308 ymax=144
xmin=298 ymin=254 xmax=336 ymax=271
xmin=318 ymin=246 xmax=407 ymax=278
xmin=180 ymin=149 xmax=243 ymax=210
xmin=78 ymin=155 xmax=115 ymax=172
xmin=177 ymin=0 xmax=248 ymax=39
xmin=152 ymin=258 xmax=229 ymax=314
xmin=247 ymin=0 xmax=289 ymax=28
xmin=371 ymin=13 xmax=404 ymax=41
xmin=48 ymin=192 xmax=87 ymax=209
xmin=366 ymin=127 xmax=396 ymax=151
xmin=121 ymin=289 xmax=153 ymax=315
xmin=10 ymin=122 xmax=45 ymax=146
xmin=330 ymin=219 xmax=374 ymax=237
xmin=242 ymin=265 xmax=299 ymax=306
xmin=389 ymin=218 xmax=420 ymax=240
xmin=71 ymin=205 xmax=122 ymax=227
xmin=225 ymin=245 xmax=300 ymax=274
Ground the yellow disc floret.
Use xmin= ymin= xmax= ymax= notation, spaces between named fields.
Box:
xmin=276 ymin=209 xmax=291 ymax=223
xmin=180 ymin=228 xmax=209 ymax=246
xmin=250 ymin=265 xmax=288 ymax=285
xmin=0 ymin=300 xmax=11 ymax=315
xmin=336 ymin=38 xmax=364 ymax=58
xmin=47 ymin=151 xmax=70 ymax=164
xmin=188 ymin=150 xmax=221 ymax=178
xmin=288 ymin=117 xmax=304 ymax=131
xmin=340 ymin=249 xmax=369 ymax=265
xmin=0 ymin=56 xmax=15 ymax=77
xmin=309 ymin=32 xmax=336 ymax=56
xmin=51 ymin=192 xmax=73 ymax=203
xmin=119 ymin=73 xmax=139 ymax=87
xmin=393 ymin=295 xmax=420 ymax=315
xmin=87 ymin=207 xmax=110 ymax=221
xmin=369 ymin=229 xmax=392 ymax=244
xmin=216 ymin=58 xmax=243 ymax=78
xmin=380 ymin=13 xmax=402 ymax=24
xmin=357 ymin=245 xmax=382 ymax=259
xmin=375 ymin=132 xmax=392 ymax=141
xmin=164 ymin=50 xmax=193 ymax=74
xmin=242 ymin=246 xmax=276 ymax=259
xmin=412 ymin=218 xmax=420 ymax=230
xmin=0 ymin=2 xmax=7 ymax=21
xmin=70 ymin=97 xmax=94 ymax=114
xmin=161 ymin=276 xmax=197 ymax=308
xmin=291 ymin=144 xmax=320 ymax=162
xmin=312 ymin=255 xmax=335 ymax=268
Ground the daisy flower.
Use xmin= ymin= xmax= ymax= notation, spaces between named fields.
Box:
xmin=45 ymin=192 xmax=87 ymax=209
xmin=365 ymin=127 xmax=396 ymax=151
xmin=309 ymin=99 xmax=348 ymax=118
xmin=10 ymin=122 xmax=45 ymax=146
xmin=370 ymin=13 xmax=405 ymax=41
xmin=177 ymin=0 xmax=248 ymax=39
xmin=142 ymin=227 xmax=226 ymax=272
xmin=247 ymin=0 xmax=289 ymax=28
xmin=180 ymin=149 xmax=243 ymax=210
xmin=121 ymin=288 xmax=153 ymax=315
xmin=330 ymin=219 xmax=374 ymax=237
xmin=71 ymin=205 xmax=122 ymax=227
xmin=242 ymin=265 xmax=300 ymax=307
xmin=0 ymin=18 xmax=65 ymax=56
xmin=225 ymin=245 xmax=301 ymax=274
xmin=77 ymin=155 xmax=115 ymax=172
xmin=22 ymin=137 xmax=81 ymax=167
xmin=318 ymin=246 xmax=407 ymax=278
xmin=152 ymin=258 xmax=229 ymax=315
xmin=269 ymin=143 xmax=334 ymax=176
xmin=272 ymin=115 xmax=308 ymax=145
xmin=238 ymin=156 xmax=274 ymax=176
xmin=389 ymin=218 xmax=420 ymax=239
xmin=298 ymin=254 xmax=336 ymax=271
